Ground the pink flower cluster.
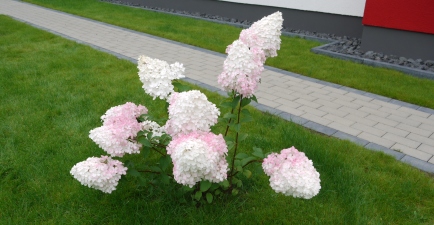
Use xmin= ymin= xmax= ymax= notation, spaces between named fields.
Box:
xmin=262 ymin=146 xmax=321 ymax=199
xmin=239 ymin=11 xmax=283 ymax=58
xmin=165 ymin=90 xmax=220 ymax=137
xmin=167 ymin=132 xmax=228 ymax=187
xmin=218 ymin=40 xmax=265 ymax=97
xmin=137 ymin=55 xmax=185 ymax=100
xmin=218 ymin=11 xmax=283 ymax=97
xmin=89 ymin=102 xmax=148 ymax=157
xmin=70 ymin=156 xmax=128 ymax=193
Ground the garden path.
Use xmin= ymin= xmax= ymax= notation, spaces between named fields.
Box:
xmin=1 ymin=0 xmax=433 ymax=172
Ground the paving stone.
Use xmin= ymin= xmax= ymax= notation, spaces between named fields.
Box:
xmin=351 ymin=123 xmax=386 ymax=136
xmin=345 ymin=92 xmax=373 ymax=102
xmin=298 ymin=105 xmax=327 ymax=117
xmin=373 ymin=123 xmax=409 ymax=137
xmin=323 ymin=114 xmax=355 ymax=126
xmin=365 ymin=143 xmax=405 ymax=160
xmin=295 ymin=98 xmax=322 ymax=109
xmin=407 ymin=133 xmax=434 ymax=147
xmin=339 ymin=106 xmax=369 ymax=118
xmin=327 ymin=122 xmax=361 ymax=136
xmin=396 ymin=123 xmax=432 ymax=137
xmin=332 ymin=131 xmax=369 ymax=146
xmin=309 ymin=92 xmax=336 ymax=101
xmin=315 ymin=99 xmax=342 ymax=109
xmin=357 ymin=132 xmax=395 ymax=148
xmin=302 ymin=113 xmax=332 ymax=125
xmin=328 ymin=92 xmax=355 ymax=102
xmin=391 ymin=144 xmax=432 ymax=161
xmin=352 ymin=99 xmax=382 ymax=110
xmin=429 ymin=157 xmax=434 ymax=164
xmin=318 ymin=105 xmax=348 ymax=117
xmin=387 ymin=114 xmax=421 ymax=127
xmin=358 ymin=106 xmax=390 ymax=117
xmin=419 ymin=123 xmax=434 ymax=132
xmin=322 ymin=86 xmax=348 ymax=95
xmin=333 ymin=98 xmax=361 ymax=109
xmin=303 ymin=121 xmax=337 ymax=136
xmin=274 ymin=98 xmax=302 ymax=109
xmin=345 ymin=114 xmax=377 ymax=127
xmin=417 ymin=144 xmax=434 ymax=155
xmin=276 ymin=105 xmax=305 ymax=116
xmin=397 ymin=106 xmax=431 ymax=118
xmin=277 ymin=112 xmax=309 ymax=125
xmin=255 ymin=91 xmax=280 ymax=101
xmin=408 ymin=115 xmax=434 ymax=126
xmin=383 ymin=133 xmax=421 ymax=149
xmin=400 ymin=155 xmax=434 ymax=173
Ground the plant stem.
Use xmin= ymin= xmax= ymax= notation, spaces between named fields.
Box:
xmin=229 ymin=95 xmax=243 ymax=187
xmin=227 ymin=159 xmax=263 ymax=178
xmin=152 ymin=146 xmax=166 ymax=156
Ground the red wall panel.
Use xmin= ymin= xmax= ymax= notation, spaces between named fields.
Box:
xmin=362 ymin=0 xmax=434 ymax=34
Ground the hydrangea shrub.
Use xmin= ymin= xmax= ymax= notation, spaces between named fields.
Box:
xmin=71 ymin=11 xmax=321 ymax=203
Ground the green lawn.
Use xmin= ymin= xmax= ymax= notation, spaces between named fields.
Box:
xmin=1 ymin=15 xmax=434 ymax=224
xmin=21 ymin=0 xmax=434 ymax=110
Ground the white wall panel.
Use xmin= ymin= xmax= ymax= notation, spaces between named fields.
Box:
xmin=219 ymin=0 xmax=366 ymax=17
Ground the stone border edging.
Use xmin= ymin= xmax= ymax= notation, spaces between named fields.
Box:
xmin=7 ymin=4 xmax=434 ymax=174
xmin=311 ymin=42 xmax=434 ymax=80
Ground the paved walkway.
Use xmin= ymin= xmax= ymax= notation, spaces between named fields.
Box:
xmin=2 ymin=0 xmax=434 ymax=172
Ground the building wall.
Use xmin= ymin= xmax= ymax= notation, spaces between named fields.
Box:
xmin=220 ymin=0 xmax=366 ymax=17
xmin=124 ymin=0 xmax=364 ymax=37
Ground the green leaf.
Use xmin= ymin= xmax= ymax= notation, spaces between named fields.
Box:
xmin=234 ymin=160 xmax=241 ymax=167
xmin=138 ymin=176 xmax=148 ymax=186
xmin=137 ymin=136 xmax=151 ymax=147
xmin=147 ymin=131 xmax=153 ymax=139
xmin=243 ymin=170 xmax=252 ymax=179
xmin=252 ymin=151 xmax=264 ymax=159
xmin=224 ymin=136 xmax=235 ymax=142
xmin=220 ymin=101 xmax=235 ymax=109
xmin=210 ymin=183 xmax=220 ymax=191
xmin=142 ymin=146 xmax=150 ymax=159
xmin=200 ymin=180 xmax=212 ymax=192
xmin=160 ymin=174 xmax=170 ymax=184
xmin=241 ymin=157 xmax=257 ymax=166
xmin=183 ymin=185 xmax=195 ymax=192
xmin=223 ymin=112 xmax=237 ymax=119
xmin=206 ymin=193 xmax=213 ymax=204
xmin=215 ymin=189 xmax=221 ymax=196
xmin=173 ymin=81 xmax=191 ymax=92
xmin=227 ymin=142 xmax=235 ymax=150
xmin=159 ymin=155 xmax=171 ymax=171
xmin=232 ymin=188 xmax=239 ymax=196
xmin=240 ymin=108 xmax=251 ymax=116
xmin=218 ymin=117 xmax=228 ymax=123
xmin=128 ymin=169 xmax=141 ymax=177
xmin=235 ymin=153 xmax=249 ymax=159
xmin=236 ymin=165 xmax=243 ymax=172
xmin=250 ymin=95 xmax=258 ymax=103
xmin=150 ymin=166 xmax=162 ymax=172
xmin=238 ymin=133 xmax=248 ymax=142
xmin=237 ymin=179 xmax=243 ymax=188
xmin=194 ymin=191 xmax=202 ymax=201
xmin=229 ymin=123 xmax=241 ymax=132
xmin=240 ymin=98 xmax=251 ymax=107
xmin=220 ymin=180 xmax=230 ymax=188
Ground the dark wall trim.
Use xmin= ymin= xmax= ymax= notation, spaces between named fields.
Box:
xmin=361 ymin=26 xmax=434 ymax=60
xmin=123 ymin=0 xmax=364 ymax=38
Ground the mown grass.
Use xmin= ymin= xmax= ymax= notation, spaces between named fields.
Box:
xmin=21 ymin=0 xmax=434 ymax=110
xmin=1 ymin=15 xmax=434 ymax=224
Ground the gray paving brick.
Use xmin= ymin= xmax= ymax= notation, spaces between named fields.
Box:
xmin=358 ymin=106 xmax=390 ymax=117
xmin=322 ymin=86 xmax=348 ymax=95
xmin=309 ymin=92 xmax=336 ymax=101
xmin=419 ymin=123 xmax=434 ymax=132
xmin=332 ymin=131 xmax=369 ymax=146
xmin=329 ymin=92 xmax=355 ymax=102
xmin=298 ymin=105 xmax=327 ymax=117
xmin=255 ymin=91 xmax=280 ymax=101
xmin=407 ymin=133 xmax=434 ymax=147
xmin=253 ymin=104 xmax=281 ymax=115
xmin=377 ymin=106 xmax=411 ymax=118
xmin=295 ymin=98 xmax=322 ymax=109
xmin=408 ymin=115 xmax=434 ymax=126
xmin=327 ymin=122 xmax=361 ymax=136
xmin=318 ymin=105 xmax=349 ymax=117
xmin=365 ymin=143 xmax=405 ymax=160
xmin=277 ymin=112 xmax=309 ymax=125
xmin=391 ymin=144 xmax=431 ymax=161
xmin=383 ymin=133 xmax=420 ymax=149
xmin=396 ymin=123 xmax=432 ymax=137
xmin=387 ymin=114 xmax=421 ymax=127
xmin=397 ymin=106 xmax=431 ymax=118
xmin=373 ymin=123 xmax=409 ymax=137
xmin=352 ymin=99 xmax=382 ymax=110
xmin=276 ymin=105 xmax=305 ymax=116
xmin=333 ymin=98 xmax=361 ymax=109
xmin=429 ymin=156 xmax=434 ymax=164
xmin=357 ymin=132 xmax=395 ymax=148
xmin=345 ymin=114 xmax=377 ymax=126
xmin=417 ymin=144 xmax=434 ymax=155
xmin=323 ymin=114 xmax=355 ymax=126
xmin=345 ymin=92 xmax=373 ymax=102
xmin=339 ymin=106 xmax=369 ymax=118
xmin=302 ymin=113 xmax=332 ymax=125
xmin=352 ymin=123 xmax=386 ymax=136
xmin=303 ymin=121 xmax=338 ymax=136
xmin=400 ymin=156 xmax=434 ymax=173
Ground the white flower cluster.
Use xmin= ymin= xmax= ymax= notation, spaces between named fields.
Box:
xmin=164 ymin=90 xmax=220 ymax=137
xmin=70 ymin=156 xmax=127 ymax=193
xmin=89 ymin=102 xmax=147 ymax=157
xmin=218 ymin=40 xmax=265 ymax=97
xmin=262 ymin=147 xmax=321 ymax=199
xmin=141 ymin=120 xmax=165 ymax=138
xmin=239 ymin=11 xmax=283 ymax=58
xmin=167 ymin=132 xmax=228 ymax=187
xmin=137 ymin=55 xmax=185 ymax=100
